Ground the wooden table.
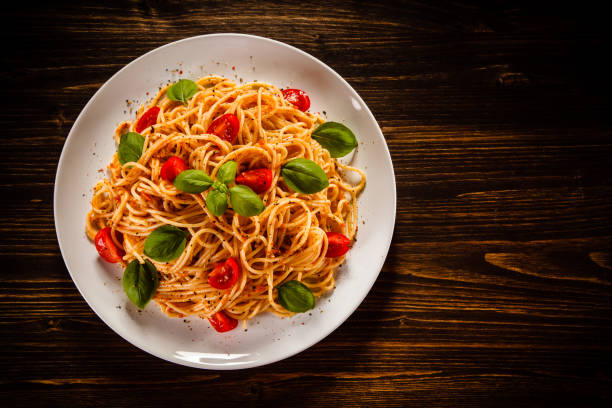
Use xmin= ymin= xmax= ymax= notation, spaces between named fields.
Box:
xmin=2 ymin=2 xmax=611 ymax=406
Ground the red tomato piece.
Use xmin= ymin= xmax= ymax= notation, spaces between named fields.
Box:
xmin=208 ymin=257 xmax=240 ymax=290
xmin=160 ymin=156 xmax=188 ymax=182
xmin=208 ymin=311 xmax=238 ymax=333
xmin=325 ymin=231 xmax=350 ymax=258
xmin=94 ymin=227 xmax=125 ymax=263
xmin=235 ymin=168 xmax=273 ymax=194
xmin=135 ymin=107 xmax=160 ymax=133
xmin=206 ymin=113 xmax=240 ymax=143
xmin=282 ymin=88 xmax=310 ymax=112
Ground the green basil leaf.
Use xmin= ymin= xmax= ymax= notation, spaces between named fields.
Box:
xmin=217 ymin=160 xmax=237 ymax=186
xmin=122 ymin=259 xmax=159 ymax=309
xmin=277 ymin=280 xmax=315 ymax=313
xmin=166 ymin=79 xmax=198 ymax=103
xmin=117 ymin=132 xmax=145 ymax=165
xmin=144 ymin=225 xmax=186 ymax=262
xmin=281 ymin=158 xmax=329 ymax=194
xmin=212 ymin=180 xmax=228 ymax=194
xmin=173 ymin=170 xmax=213 ymax=193
xmin=229 ymin=185 xmax=265 ymax=217
xmin=312 ymin=121 xmax=358 ymax=158
xmin=206 ymin=189 xmax=228 ymax=217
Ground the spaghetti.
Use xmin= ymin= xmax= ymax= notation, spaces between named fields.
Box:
xmin=86 ymin=75 xmax=365 ymax=327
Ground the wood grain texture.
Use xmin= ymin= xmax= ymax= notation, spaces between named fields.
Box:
xmin=1 ymin=1 xmax=612 ymax=407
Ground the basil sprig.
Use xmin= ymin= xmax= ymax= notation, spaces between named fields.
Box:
xmin=229 ymin=185 xmax=265 ymax=217
xmin=166 ymin=79 xmax=198 ymax=103
xmin=281 ymin=158 xmax=329 ymax=194
xmin=312 ymin=122 xmax=358 ymax=158
xmin=118 ymin=132 xmax=145 ymax=165
xmin=173 ymin=160 xmax=265 ymax=217
xmin=173 ymin=170 xmax=213 ymax=193
xmin=277 ymin=280 xmax=315 ymax=313
xmin=144 ymin=225 xmax=187 ymax=262
xmin=122 ymin=259 xmax=159 ymax=309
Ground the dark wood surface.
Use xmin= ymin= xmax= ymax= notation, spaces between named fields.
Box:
xmin=1 ymin=1 xmax=611 ymax=406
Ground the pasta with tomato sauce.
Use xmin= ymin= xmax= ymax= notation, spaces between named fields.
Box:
xmin=86 ymin=75 xmax=365 ymax=332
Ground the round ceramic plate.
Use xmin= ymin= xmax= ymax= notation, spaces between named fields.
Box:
xmin=54 ymin=33 xmax=396 ymax=369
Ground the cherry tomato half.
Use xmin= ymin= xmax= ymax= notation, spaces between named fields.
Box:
xmin=282 ymin=88 xmax=310 ymax=112
xmin=206 ymin=113 xmax=240 ymax=143
xmin=325 ymin=231 xmax=350 ymax=258
xmin=94 ymin=227 xmax=125 ymax=263
xmin=235 ymin=168 xmax=273 ymax=194
xmin=208 ymin=311 xmax=238 ymax=333
xmin=135 ymin=106 xmax=160 ymax=133
xmin=208 ymin=257 xmax=240 ymax=290
xmin=160 ymin=156 xmax=188 ymax=182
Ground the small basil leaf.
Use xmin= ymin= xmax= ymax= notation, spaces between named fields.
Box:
xmin=122 ymin=259 xmax=159 ymax=309
xmin=144 ymin=225 xmax=186 ymax=262
xmin=166 ymin=79 xmax=198 ymax=103
xmin=212 ymin=180 xmax=228 ymax=194
xmin=312 ymin=121 xmax=358 ymax=158
xmin=281 ymin=158 xmax=329 ymax=194
xmin=206 ymin=189 xmax=229 ymax=217
xmin=173 ymin=170 xmax=213 ymax=193
xmin=229 ymin=185 xmax=265 ymax=217
xmin=118 ymin=132 xmax=145 ymax=165
xmin=277 ymin=280 xmax=315 ymax=313
xmin=217 ymin=160 xmax=237 ymax=186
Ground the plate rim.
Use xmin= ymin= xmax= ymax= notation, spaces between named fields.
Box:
xmin=54 ymin=33 xmax=396 ymax=369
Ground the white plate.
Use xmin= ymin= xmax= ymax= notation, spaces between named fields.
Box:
xmin=54 ymin=33 xmax=396 ymax=369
